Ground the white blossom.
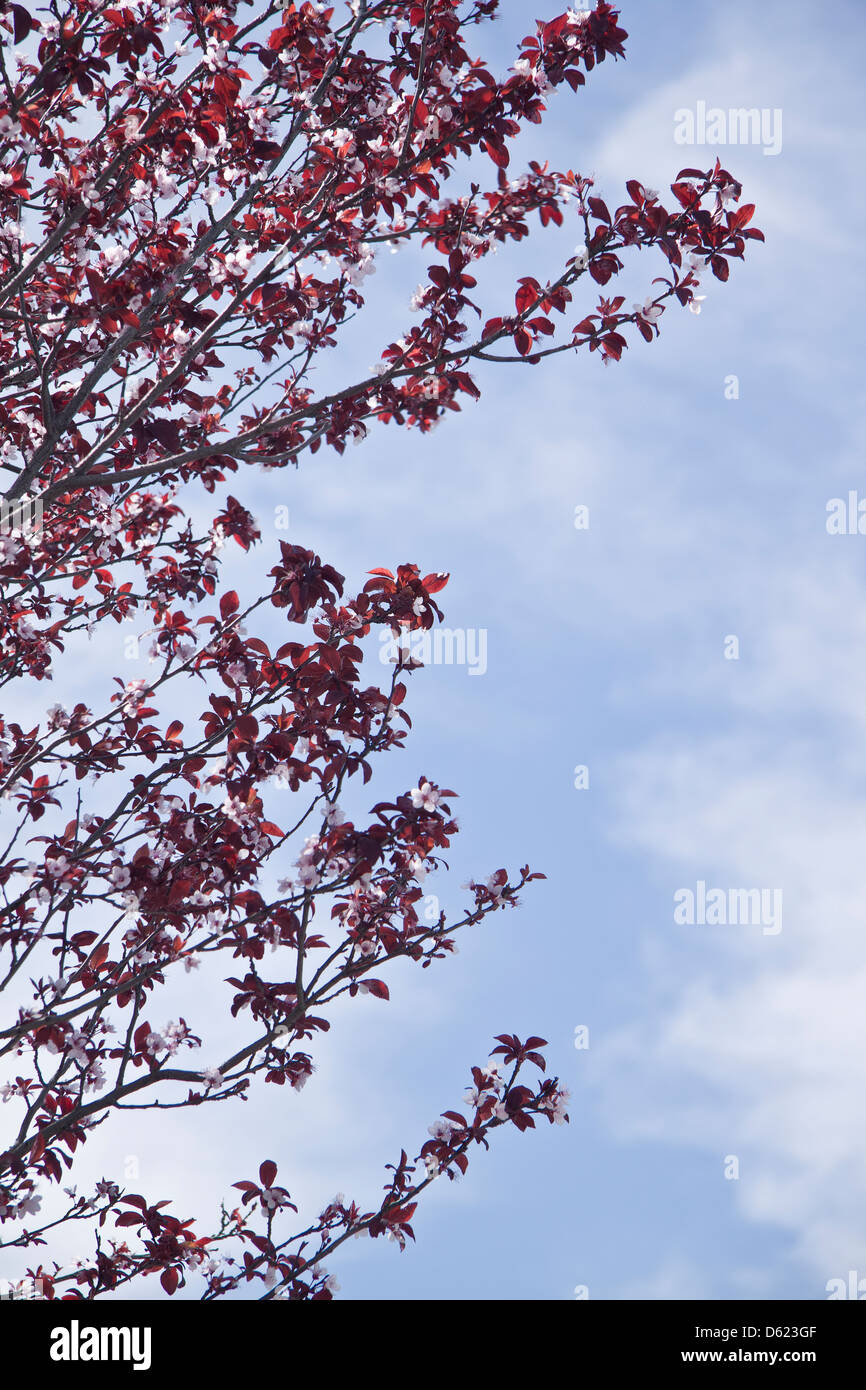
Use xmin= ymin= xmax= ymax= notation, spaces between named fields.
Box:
xmin=410 ymin=781 xmax=440 ymax=812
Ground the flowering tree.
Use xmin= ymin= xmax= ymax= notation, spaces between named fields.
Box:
xmin=0 ymin=0 xmax=761 ymax=1300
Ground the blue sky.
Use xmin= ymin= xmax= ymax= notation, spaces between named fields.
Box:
xmin=4 ymin=0 xmax=866 ymax=1301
